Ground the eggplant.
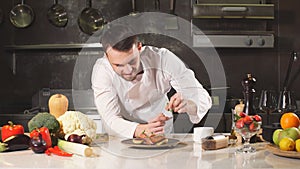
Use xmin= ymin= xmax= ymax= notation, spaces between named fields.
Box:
xmin=0 ymin=134 xmax=30 ymax=152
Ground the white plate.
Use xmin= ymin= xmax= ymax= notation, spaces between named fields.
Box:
xmin=121 ymin=138 xmax=180 ymax=149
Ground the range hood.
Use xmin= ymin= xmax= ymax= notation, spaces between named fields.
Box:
xmin=191 ymin=0 xmax=275 ymax=48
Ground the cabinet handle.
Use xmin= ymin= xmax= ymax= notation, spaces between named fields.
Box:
xmin=221 ymin=7 xmax=248 ymax=12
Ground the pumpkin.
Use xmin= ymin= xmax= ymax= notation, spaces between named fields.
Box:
xmin=48 ymin=94 xmax=69 ymax=118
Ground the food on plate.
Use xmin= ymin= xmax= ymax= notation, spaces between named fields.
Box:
xmin=1 ymin=121 xmax=24 ymax=141
xmin=270 ymin=112 xmax=300 ymax=152
xmin=0 ymin=134 xmax=30 ymax=152
xmin=48 ymin=93 xmax=69 ymax=118
xmin=280 ymin=112 xmax=300 ymax=130
xmin=28 ymin=112 xmax=60 ymax=134
xmin=132 ymin=130 xmax=168 ymax=145
xmin=57 ymin=111 xmax=97 ymax=145
xmin=132 ymin=138 xmax=144 ymax=144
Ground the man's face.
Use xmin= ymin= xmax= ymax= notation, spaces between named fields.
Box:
xmin=106 ymin=43 xmax=142 ymax=81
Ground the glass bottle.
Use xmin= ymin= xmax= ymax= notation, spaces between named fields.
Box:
xmin=242 ymin=73 xmax=256 ymax=115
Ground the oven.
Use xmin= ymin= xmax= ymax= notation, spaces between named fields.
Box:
xmin=191 ymin=0 xmax=275 ymax=48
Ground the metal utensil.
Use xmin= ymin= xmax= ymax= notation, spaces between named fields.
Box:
xmin=277 ymin=51 xmax=298 ymax=113
xmin=47 ymin=0 xmax=68 ymax=27
xmin=129 ymin=0 xmax=138 ymax=16
xmin=78 ymin=0 xmax=106 ymax=35
xmin=282 ymin=51 xmax=298 ymax=90
xmin=9 ymin=0 xmax=34 ymax=28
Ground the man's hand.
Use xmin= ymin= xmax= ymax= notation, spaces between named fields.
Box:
xmin=134 ymin=113 xmax=171 ymax=138
xmin=166 ymin=93 xmax=197 ymax=115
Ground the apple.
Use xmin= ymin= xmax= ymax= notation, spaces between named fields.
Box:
xmin=278 ymin=127 xmax=300 ymax=141
xmin=272 ymin=129 xmax=283 ymax=145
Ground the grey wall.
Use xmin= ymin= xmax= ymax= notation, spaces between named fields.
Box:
xmin=0 ymin=0 xmax=300 ymax=115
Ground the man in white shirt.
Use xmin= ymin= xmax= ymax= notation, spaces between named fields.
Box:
xmin=91 ymin=24 xmax=212 ymax=138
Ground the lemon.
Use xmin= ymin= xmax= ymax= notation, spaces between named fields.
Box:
xmin=295 ymin=139 xmax=300 ymax=152
xmin=279 ymin=137 xmax=295 ymax=151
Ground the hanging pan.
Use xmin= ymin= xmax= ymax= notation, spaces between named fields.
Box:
xmin=9 ymin=0 xmax=34 ymax=28
xmin=47 ymin=0 xmax=68 ymax=27
xmin=78 ymin=0 xmax=106 ymax=35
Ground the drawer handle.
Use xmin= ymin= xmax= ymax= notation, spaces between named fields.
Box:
xmin=221 ymin=7 xmax=248 ymax=12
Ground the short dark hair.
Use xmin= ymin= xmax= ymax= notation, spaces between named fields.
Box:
xmin=101 ymin=24 xmax=138 ymax=52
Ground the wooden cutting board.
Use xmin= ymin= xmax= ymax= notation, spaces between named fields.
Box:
xmin=266 ymin=144 xmax=300 ymax=159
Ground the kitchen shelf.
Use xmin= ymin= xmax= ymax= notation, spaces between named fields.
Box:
xmin=4 ymin=43 xmax=103 ymax=75
xmin=4 ymin=43 xmax=103 ymax=50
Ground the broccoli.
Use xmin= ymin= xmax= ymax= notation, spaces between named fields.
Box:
xmin=28 ymin=112 xmax=60 ymax=133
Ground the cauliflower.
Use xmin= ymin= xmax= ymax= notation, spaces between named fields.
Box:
xmin=57 ymin=111 xmax=97 ymax=141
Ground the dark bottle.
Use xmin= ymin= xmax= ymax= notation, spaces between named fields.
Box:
xmin=241 ymin=73 xmax=260 ymax=143
xmin=241 ymin=73 xmax=256 ymax=115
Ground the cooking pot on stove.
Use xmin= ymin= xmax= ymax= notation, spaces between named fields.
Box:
xmin=9 ymin=0 xmax=34 ymax=28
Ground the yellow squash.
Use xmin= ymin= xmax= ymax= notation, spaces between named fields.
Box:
xmin=48 ymin=94 xmax=69 ymax=118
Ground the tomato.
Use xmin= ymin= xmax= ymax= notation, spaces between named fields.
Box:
xmin=1 ymin=121 xmax=24 ymax=141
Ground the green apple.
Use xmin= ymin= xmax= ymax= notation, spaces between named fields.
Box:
xmin=273 ymin=129 xmax=283 ymax=145
xmin=278 ymin=127 xmax=300 ymax=141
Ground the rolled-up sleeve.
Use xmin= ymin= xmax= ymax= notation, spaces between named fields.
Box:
xmin=161 ymin=49 xmax=212 ymax=124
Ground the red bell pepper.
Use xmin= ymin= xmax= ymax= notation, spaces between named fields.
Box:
xmin=30 ymin=127 xmax=52 ymax=148
xmin=1 ymin=121 xmax=24 ymax=141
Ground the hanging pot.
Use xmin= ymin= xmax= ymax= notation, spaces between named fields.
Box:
xmin=47 ymin=0 xmax=68 ymax=27
xmin=78 ymin=0 xmax=106 ymax=35
xmin=9 ymin=0 xmax=34 ymax=28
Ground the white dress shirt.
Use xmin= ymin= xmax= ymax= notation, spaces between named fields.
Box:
xmin=91 ymin=46 xmax=212 ymax=138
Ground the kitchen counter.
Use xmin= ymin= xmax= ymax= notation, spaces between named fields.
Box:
xmin=1 ymin=134 xmax=300 ymax=169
